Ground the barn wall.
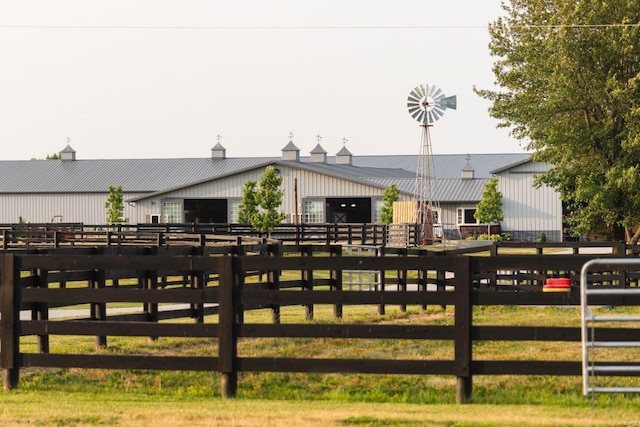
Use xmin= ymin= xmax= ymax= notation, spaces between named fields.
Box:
xmin=133 ymin=165 xmax=411 ymax=223
xmin=0 ymin=193 xmax=147 ymax=224
xmin=497 ymin=162 xmax=563 ymax=241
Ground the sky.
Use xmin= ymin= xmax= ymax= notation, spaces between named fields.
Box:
xmin=0 ymin=0 xmax=528 ymax=161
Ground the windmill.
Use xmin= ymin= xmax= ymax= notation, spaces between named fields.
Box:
xmin=407 ymin=84 xmax=456 ymax=245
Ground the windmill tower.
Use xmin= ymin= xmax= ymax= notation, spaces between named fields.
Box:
xmin=406 ymin=84 xmax=456 ymax=245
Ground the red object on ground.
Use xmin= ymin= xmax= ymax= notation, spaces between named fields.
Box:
xmin=543 ymin=278 xmax=571 ymax=292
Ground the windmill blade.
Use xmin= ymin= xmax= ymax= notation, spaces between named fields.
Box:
xmin=428 ymin=110 xmax=441 ymax=124
xmin=407 ymin=98 xmax=421 ymax=109
xmin=408 ymin=90 xmax=422 ymax=104
xmin=426 ymin=110 xmax=433 ymax=124
xmin=431 ymin=107 xmax=445 ymax=121
xmin=407 ymin=104 xmax=422 ymax=116
xmin=416 ymin=110 xmax=426 ymax=124
xmin=409 ymin=107 xmax=423 ymax=121
xmin=430 ymin=86 xmax=444 ymax=100
xmin=407 ymin=96 xmax=422 ymax=109
xmin=408 ymin=104 xmax=422 ymax=117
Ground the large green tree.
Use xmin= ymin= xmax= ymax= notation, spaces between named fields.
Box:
xmin=474 ymin=177 xmax=504 ymax=236
xmin=476 ymin=0 xmax=640 ymax=242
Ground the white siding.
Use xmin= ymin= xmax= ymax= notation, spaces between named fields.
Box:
xmin=0 ymin=193 xmax=147 ymax=224
xmin=497 ymin=162 xmax=563 ymax=241
xmin=132 ymin=165 xmax=406 ymax=223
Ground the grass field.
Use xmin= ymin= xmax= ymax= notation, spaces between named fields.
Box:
xmin=5 ymin=304 xmax=640 ymax=426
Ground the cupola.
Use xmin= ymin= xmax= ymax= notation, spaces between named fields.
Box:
xmin=336 ymin=138 xmax=352 ymax=165
xmin=281 ymin=132 xmax=300 ymax=161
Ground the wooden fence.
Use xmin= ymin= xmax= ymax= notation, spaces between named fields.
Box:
xmin=2 ymin=245 xmax=640 ymax=403
xmin=0 ymin=222 xmax=395 ymax=248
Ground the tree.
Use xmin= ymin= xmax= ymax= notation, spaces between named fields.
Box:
xmin=475 ymin=1 xmax=640 ymax=242
xmin=105 ymin=185 xmax=125 ymax=223
xmin=380 ymin=184 xmax=399 ymax=224
xmin=474 ymin=177 xmax=504 ymax=236
xmin=30 ymin=153 xmax=60 ymax=160
xmin=238 ymin=180 xmax=259 ymax=224
xmin=247 ymin=166 xmax=285 ymax=235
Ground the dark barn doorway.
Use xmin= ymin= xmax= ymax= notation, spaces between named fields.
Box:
xmin=326 ymin=198 xmax=371 ymax=223
xmin=184 ymin=199 xmax=227 ymax=223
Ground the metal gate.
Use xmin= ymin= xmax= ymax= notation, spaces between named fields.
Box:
xmin=580 ymin=258 xmax=640 ymax=396
xmin=343 ymin=244 xmax=381 ymax=290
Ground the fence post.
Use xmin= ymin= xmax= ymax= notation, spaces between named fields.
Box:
xmin=0 ymin=254 xmax=20 ymax=390
xmin=418 ymin=268 xmax=427 ymax=312
xmin=35 ymin=268 xmax=49 ymax=353
xmin=331 ymin=245 xmax=343 ymax=319
xmin=378 ymin=246 xmax=386 ymax=315
xmin=143 ymin=248 xmax=159 ymax=341
xmin=302 ymin=245 xmax=314 ymax=321
xmin=92 ymin=268 xmax=108 ymax=348
xmin=454 ymin=256 xmax=472 ymax=403
xmin=398 ymin=248 xmax=408 ymax=313
xmin=268 ymin=244 xmax=281 ymax=324
xmin=219 ymin=255 xmax=238 ymax=398
xmin=192 ymin=246 xmax=206 ymax=323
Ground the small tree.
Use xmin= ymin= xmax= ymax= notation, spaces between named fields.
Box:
xmin=105 ymin=184 xmax=125 ymax=223
xmin=380 ymin=184 xmax=399 ymax=224
xmin=238 ymin=180 xmax=259 ymax=224
xmin=474 ymin=177 xmax=504 ymax=236
xmin=243 ymin=166 xmax=285 ymax=235
xmin=252 ymin=166 xmax=286 ymax=236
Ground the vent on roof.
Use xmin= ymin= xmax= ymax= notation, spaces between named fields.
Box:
xmin=336 ymin=140 xmax=352 ymax=165
xmin=60 ymin=144 xmax=76 ymax=162
xmin=211 ymin=141 xmax=226 ymax=160
xmin=462 ymin=157 xmax=475 ymax=179
xmin=310 ymin=143 xmax=327 ymax=163
xmin=282 ymin=133 xmax=300 ymax=161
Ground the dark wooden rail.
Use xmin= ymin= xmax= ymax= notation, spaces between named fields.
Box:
xmin=0 ymin=222 xmax=395 ymax=248
xmin=2 ymin=248 xmax=640 ymax=403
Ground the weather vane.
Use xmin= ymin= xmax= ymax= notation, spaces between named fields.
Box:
xmin=289 ymin=131 xmax=294 ymax=142
xmin=316 ymin=134 xmax=322 ymax=144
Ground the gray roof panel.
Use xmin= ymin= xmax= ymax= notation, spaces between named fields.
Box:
xmin=0 ymin=157 xmax=279 ymax=193
xmin=0 ymin=153 xmax=530 ymax=204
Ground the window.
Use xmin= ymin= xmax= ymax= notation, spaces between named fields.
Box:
xmin=229 ymin=200 xmax=240 ymax=223
xmin=162 ymin=201 xmax=182 ymax=223
xmin=372 ymin=199 xmax=383 ymax=223
xmin=431 ymin=209 xmax=440 ymax=224
xmin=457 ymin=207 xmax=480 ymax=225
xmin=303 ymin=200 xmax=324 ymax=223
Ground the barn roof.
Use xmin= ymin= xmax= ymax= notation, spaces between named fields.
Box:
xmin=0 ymin=152 xmax=530 ymax=203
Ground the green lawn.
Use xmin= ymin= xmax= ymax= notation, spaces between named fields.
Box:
xmin=6 ymin=305 xmax=640 ymax=426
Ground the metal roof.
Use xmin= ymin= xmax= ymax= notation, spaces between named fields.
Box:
xmin=364 ymin=178 xmax=489 ymax=202
xmin=0 ymin=152 xmax=530 ymax=203
xmin=348 ymin=153 xmax=530 ymax=179
xmin=0 ymin=157 xmax=278 ymax=193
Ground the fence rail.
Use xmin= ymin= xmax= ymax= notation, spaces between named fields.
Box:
xmin=2 ymin=246 xmax=640 ymax=403
xmin=0 ymin=222 xmax=394 ymax=248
